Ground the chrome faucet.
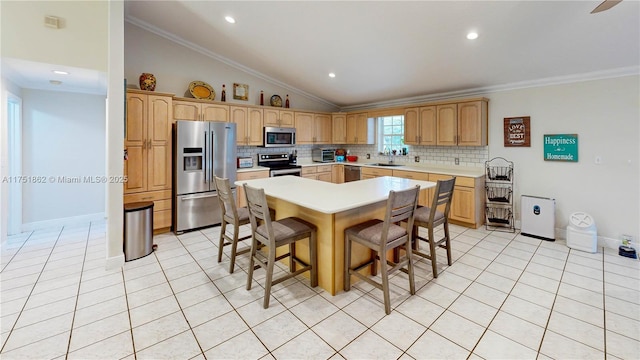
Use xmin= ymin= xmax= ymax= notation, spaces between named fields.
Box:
xmin=389 ymin=149 xmax=396 ymax=164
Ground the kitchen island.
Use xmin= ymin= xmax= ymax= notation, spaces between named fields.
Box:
xmin=235 ymin=175 xmax=436 ymax=295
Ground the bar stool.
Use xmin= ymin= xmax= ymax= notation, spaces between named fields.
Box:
xmin=243 ymin=183 xmax=318 ymax=309
xmin=412 ymin=177 xmax=456 ymax=278
xmin=213 ymin=176 xmax=252 ymax=273
xmin=344 ymin=185 xmax=420 ymax=314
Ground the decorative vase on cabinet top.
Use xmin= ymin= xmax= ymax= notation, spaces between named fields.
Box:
xmin=139 ymin=73 xmax=156 ymax=91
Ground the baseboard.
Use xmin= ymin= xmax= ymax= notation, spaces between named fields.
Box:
xmin=105 ymin=253 xmax=125 ymax=270
xmin=512 ymin=221 xmax=635 ymax=251
xmin=21 ymin=212 xmax=106 ymax=232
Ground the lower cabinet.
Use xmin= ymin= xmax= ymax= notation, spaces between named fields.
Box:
xmin=302 ymin=165 xmax=333 ymax=182
xmin=429 ymin=174 xmax=485 ymax=228
xmin=332 ymin=164 xmax=344 ymax=184
xmin=360 ymin=167 xmax=393 ymax=180
xmin=123 ymin=190 xmax=172 ymax=233
xmin=392 ymin=169 xmax=431 ymax=206
xmin=236 ymin=170 xmax=270 ymax=208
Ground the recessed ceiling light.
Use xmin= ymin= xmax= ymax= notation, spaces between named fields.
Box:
xmin=49 ymin=80 xmax=62 ymax=85
xmin=328 ymin=73 xmax=336 ymax=78
xmin=52 ymin=70 xmax=68 ymax=75
xmin=466 ymin=32 xmax=479 ymax=40
xmin=225 ymin=16 xmax=236 ymax=24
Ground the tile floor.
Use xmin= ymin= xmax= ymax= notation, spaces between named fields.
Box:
xmin=1 ymin=221 xmax=639 ymax=360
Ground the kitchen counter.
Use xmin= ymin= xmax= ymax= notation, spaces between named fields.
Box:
xmin=294 ymin=159 xmax=485 ymax=178
xmin=235 ymin=175 xmax=436 ymax=294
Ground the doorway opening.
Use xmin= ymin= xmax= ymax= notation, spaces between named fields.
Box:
xmin=7 ymin=93 xmax=22 ymax=235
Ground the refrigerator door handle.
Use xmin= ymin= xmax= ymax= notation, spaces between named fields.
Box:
xmin=203 ymin=131 xmax=208 ymax=183
xmin=210 ymin=131 xmax=215 ymax=182
xmin=180 ymin=193 xmax=217 ymax=201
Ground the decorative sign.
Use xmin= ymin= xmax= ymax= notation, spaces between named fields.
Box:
xmin=233 ymin=83 xmax=249 ymax=101
xmin=544 ymin=134 xmax=578 ymax=162
xmin=504 ymin=116 xmax=530 ymax=147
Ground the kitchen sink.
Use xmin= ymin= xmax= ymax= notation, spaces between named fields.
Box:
xmin=366 ymin=162 xmax=404 ymax=167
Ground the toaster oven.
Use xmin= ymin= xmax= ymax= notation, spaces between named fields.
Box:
xmin=312 ymin=148 xmax=336 ymax=163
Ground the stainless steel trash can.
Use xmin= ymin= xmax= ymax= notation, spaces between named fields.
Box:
xmin=124 ymin=201 xmax=154 ymax=261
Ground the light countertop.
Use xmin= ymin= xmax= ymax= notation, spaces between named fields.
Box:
xmin=235 ymin=175 xmax=435 ymax=214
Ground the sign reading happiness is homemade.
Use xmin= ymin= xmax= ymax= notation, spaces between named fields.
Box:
xmin=544 ymin=134 xmax=578 ymax=162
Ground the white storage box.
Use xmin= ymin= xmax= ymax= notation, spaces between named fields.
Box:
xmin=566 ymin=212 xmax=597 ymax=253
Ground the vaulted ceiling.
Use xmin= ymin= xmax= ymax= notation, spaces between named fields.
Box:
xmin=124 ymin=1 xmax=639 ymax=108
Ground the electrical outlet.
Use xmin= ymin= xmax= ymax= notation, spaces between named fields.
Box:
xmin=455 ymin=158 xmax=460 ymax=165
xmin=414 ymin=156 xmax=420 ymax=162
xmin=366 ymin=153 xmax=370 ymax=159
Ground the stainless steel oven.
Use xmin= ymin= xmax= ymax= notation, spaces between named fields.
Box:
xmin=257 ymin=153 xmax=302 ymax=177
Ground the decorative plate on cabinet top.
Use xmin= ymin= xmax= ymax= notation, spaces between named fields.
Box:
xmin=189 ymin=81 xmax=215 ymax=100
xmin=270 ymin=94 xmax=282 ymax=107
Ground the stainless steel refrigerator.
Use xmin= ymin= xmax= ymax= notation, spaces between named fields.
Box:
xmin=173 ymin=120 xmax=237 ymax=233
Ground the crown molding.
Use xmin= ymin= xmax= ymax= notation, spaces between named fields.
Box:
xmin=340 ymin=66 xmax=640 ymax=112
xmin=125 ymin=15 xmax=338 ymax=109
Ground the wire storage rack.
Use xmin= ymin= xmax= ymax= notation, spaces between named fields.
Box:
xmin=485 ymin=157 xmax=515 ymax=232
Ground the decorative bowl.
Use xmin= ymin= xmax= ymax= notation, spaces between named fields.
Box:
xmin=346 ymin=155 xmax=358 ymax=162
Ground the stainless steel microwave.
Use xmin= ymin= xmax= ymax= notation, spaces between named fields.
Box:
xmin=263 ymin=127 xmax=296 ymax=147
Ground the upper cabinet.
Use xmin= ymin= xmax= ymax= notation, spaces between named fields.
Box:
xmin=173 ymin=98 xmax=229 ymax=122
xmin=264 ymin=108 xmax=294 ymax=127
xmin=457 ymin=100 xmax=488 ymax=146
xmin=346 ymin=113 xmax=374 ymax=144
xmin=436 ymin=104 xmax=458 ymax=146
xmin=332 ymin=113 xmax=347 ymax=144
xmin=231 ymin=106 xmax=263 ymax=146
xmin=404 ymin=106 xmax=436 ymax=146
xmin=295 ymin=112 xmax=332 ymax=145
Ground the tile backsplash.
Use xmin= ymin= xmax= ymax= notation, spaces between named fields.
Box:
xmin=238 ymin=144 xmax=488 ymax=167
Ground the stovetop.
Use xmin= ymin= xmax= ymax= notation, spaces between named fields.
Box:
xmin=257 ymin=153 xmax=300 ymax=169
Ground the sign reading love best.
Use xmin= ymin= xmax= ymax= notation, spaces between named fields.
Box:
xmin=544 ymin=134 xmax=578 ymax=162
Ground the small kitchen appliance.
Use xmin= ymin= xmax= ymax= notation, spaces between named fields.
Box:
xmin=263 ymin=126 xmax=296 ymax=147
xmin=312 ymin=148 xmax=336 ymax=163
xmin=237 ymin=157 xmax=253 ymax=168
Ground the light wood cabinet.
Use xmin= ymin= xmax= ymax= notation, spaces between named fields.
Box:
xmin=236 ymin=170 xmax=270 ymax=208
xmin=301 ymin=165 xmax=333 ymax=182
xmin=404 ymin=106 xmax=436 ymax=146
xmin=124 ymin=90 xmax=173 ymax=232
xmin=231 ymin=106 xmax=263 ymax=146
xmin=436 ymin=104 xmax=458 ymax=146
xmin=332 ymin=113 xmax=347 ymax=144
xmin=429 ymin=174 xmax=485 ymax=228
xmin=173 ymin=98 xmax=229 ymax=122
xmin=332 ymin=164 xmax=344 ymax=184
xmin=457 ymin=100 xmax=488 ymax=146
xmin=346 ymin=113 xmax=375 ymax=144
xmin=392 ymin=169 xmax=431 ymax=206
xmin=295 ymin=112 xmax=332 ymax=145
xmin=264 ymin=108 xmax=294 ymax=127
xmin=360 ymin=167 xmax=393 ymax=180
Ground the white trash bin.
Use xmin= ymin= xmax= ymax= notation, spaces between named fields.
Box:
xmin=566 ymin=212 xmax=597 ymax=253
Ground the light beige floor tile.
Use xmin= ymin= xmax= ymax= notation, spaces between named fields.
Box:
xmin=272 ymin=329 xmax=336 ymax=359
xmin=449 ymin=294 xmax=498 ymax=327
xmin=606 ymin=311 xmax=640 ymax=338
xmin=124 ymin=271 xmax=168 ymax=293
xmin=531 ymin=253 xmax=566 ymax=270
xmin=474 ymin=330 xmax=537 ymax=359
xmin=2 ymin=312 xmax=73 ymax=352
xmin=75 ymin=282 xmax=126 ymax=309
xmin=606 ymin=329 xmax=640 ymax=360
xmin=272 ymin=281 xmax=318 ymax=308
xmin=212 ymin=270 xmax=251 ymax=293
xmin=540 ymin=330 xmax=604 ymax=360
xmin=0 ymin=331 xmax=70 ymax=360
xmin=163 ymin=262 xmax=203 ymax=281
xmin=510 ymin=282 xmax=556 ymax=309
xmin=0 ymin=296 xmax=29 ymax=317
xmin=72 ymin=295 xmax=128 ymax=328
xmin=568 ymin=252 xmax=603 ymax=269
xmin=547 ymin=311 xmax=604 ymax=351
xmin=463 ymin=282 xmax=508 ymax=308
xmin=204 ymin=329 xmax=269 ymax=360
xmin=501 ymin=246 xmax=534 ymax=261
xmin=342 ymin=294 xmax=387 ymax=328
xmin=456 ymin=253 xmax=492 ymax=270
xmin=132 ymin=311 xmax=191 ymax=351
xmin=122 ymin=261 xmax=163 ymax=281
xmin=289 ymin=293 xmax=339 ymax=327
xmin=67 ymin=331 xmax=133 ymax=360
xmin=488 ymin=311 xmax=544 ymax=350
xmin=370 ymin=310 xmax=427 ymax=350
xmin=605 ymin=295 xmax=640 ymax=322
xmin=431 ymin=271 xmax=472 ymax=293
xmin=79 ymin=271 xmax=123 ymax=294
xmin=500 ymin=295 xmax=551 ymax=328
xmin=416 ymin=281 xmax=460 ymax=308
xmin=182 ymin=294 xmax=234 ymax=328
xmin=474 ymin=271 xmax=516 ymax=293
xmin=494 ymin=252 xmax=529 ymax=270
xmin=339 ymin=330 xmax=403 ymax=360
xmin=430 ymin=310 xmax=485 ymax=351
xmin=174 ymin=281 xmax=221 ymax=308
xmin=22 ymin=283 xmax=78 ymax=310
xmin=236 ymin=296 xmax=286 ymax=328
xmin=251 ymin=310 xmax=307 ymax=351
xmin=136 ymin=330 xmax=201 ymax=360
xmin=396 ymin=294 xmax=446 ymax=328
xmin=312 ymin=311 xmax=367 ymax=350
xmin=192 ymin=311 xmax=249 ymax=351
xmin=466 ymin=246 xmax=499 ymax=261
xmin=557 ymin=282 xmax=603 ymax=308
xmin=446 ymin=262 xmax=483 ymax=280
xmin=0 ymin=284 xmax=35 ymax=304
xmin=524 ymin=261 xmax=564 ymax=281
xmin=553 ymin=295 xmax=604 ymax=327
xmin=485 ymin=261 xmax=522 ymax=280
xmin=69 ymin=311 xmax=131 ymax=352
xmin=562 ymin=271 xmax=604 ymax=294
xmin=604 ymin=281 xmax=640 ymax=305
xmin=406 ymin=329 xmax=470 ymax=360
xmin=129 ymin=295 xmax=182 ymax=328
xmin=125 ymin=282 xmax=174 ymax=309
xmin=519 ymin=271 xmax=561 ymax=293
xmin=565 ymin=261 xmax=604 ymax=281
xmin=224 ymin=281 xmax=270 ymax=308
xmin=13 ymin=296 xmax=76 ymax=329
xmin=320 ymin=287 xmax=364 ymax=308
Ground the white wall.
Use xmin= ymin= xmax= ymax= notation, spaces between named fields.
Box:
xmin=486 ymin=75 xmax=640 ymax=244
xmin=124 ymin=22 xmax=338 ymax=113
xmin=21 ymin=89 xmax=106 ymax=226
